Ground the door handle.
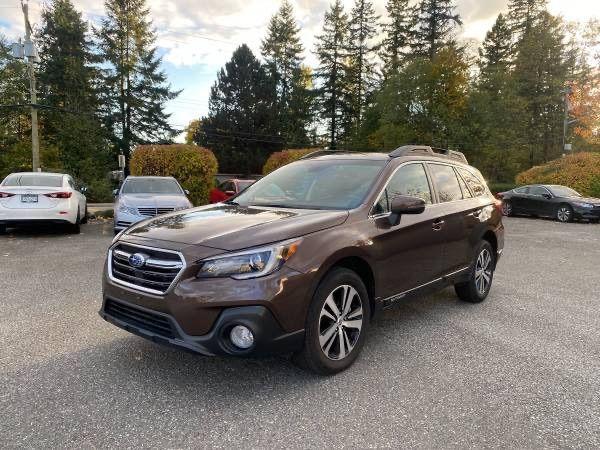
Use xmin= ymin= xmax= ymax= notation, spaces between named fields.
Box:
xmin=432 ymin=218 xmax=445 ymax=231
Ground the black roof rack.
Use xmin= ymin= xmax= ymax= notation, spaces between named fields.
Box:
xmin=389 ymin=145 xmax=468 ymax=164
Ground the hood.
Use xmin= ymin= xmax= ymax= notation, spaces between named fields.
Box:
xmin=118 ymin=194 xmax=190 ymax=208
xmin=575 ymin=197 xmax=600 ymax=205
xmin=124 ymin=204 xmax=349 ymax=250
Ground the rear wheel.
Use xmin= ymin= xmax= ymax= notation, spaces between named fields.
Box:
xmin=455 ymin=241 xmax=495 ymax=303
xmin=293 ymin=268 xmax=370 ymax=375
xmin=501 ymin=200 xmax=513 ymax=216
xmin=81 ymin=203 xmax=88 ymax=224
xmin=70 ymin=211 xmax=81 ymax=234
xmin=556 ymin=204 xmax=573 ymax=223
xmin=0 ymin=224 xmax=6 ymax=234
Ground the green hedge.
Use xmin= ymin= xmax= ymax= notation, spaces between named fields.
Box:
xmin=130 ymin=144 xmax=218 ymax=205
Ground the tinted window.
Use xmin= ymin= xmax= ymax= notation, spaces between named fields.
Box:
xmin=455 ymin=168 xmax=472 ymax=198
xmin=122 ymin=178 xmax=182 ymax=194
xmin=458 ymin=168 xmax=486 ymax=197
xmin=429 ymin=164 xmax=463 ymax=203
xmin=373 ymin=164 xmax=432 ymax=214
xmin=514 ymin=186 xmax=529 ymax=194
xmin=236 ymin=159 xmax=386 ymax=210
xmin=2 ymin=174 xmax=63 ymax=187
xmin=529 ymin=186 xmax=550 ymax=196
xmin=548 ymin=186 xmax=581 ymax=198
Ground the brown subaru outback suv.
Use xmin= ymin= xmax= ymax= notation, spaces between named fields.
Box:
xmin=100 ymin=145 xmax=504 ymax=374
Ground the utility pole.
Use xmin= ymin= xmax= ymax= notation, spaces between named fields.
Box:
xmin=21 ymin=0 xmax=40 ymax=171
xmin=561 ymin=86 xmax=572 ymax=157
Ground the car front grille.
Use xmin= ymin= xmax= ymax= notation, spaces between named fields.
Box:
xmin=109 ymin=243 xmax=185 ymax=294
xmin=105 ymin=299 xmax=177 ymax=338
xmin=137 ymin=207 xmax=175 ymax=217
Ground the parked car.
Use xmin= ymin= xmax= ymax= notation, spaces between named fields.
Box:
xmin=498 ymin=184 xmax=600 ymax=223
xmin=101 ymin=146 xmax=504 ymax=374
xmin=0 ymin=172 xmax=87 ymax=233
xmin=209 ymin=178 xmax=255 ymax=203
xmin=113 ymin=176 xmax=192 ymax=234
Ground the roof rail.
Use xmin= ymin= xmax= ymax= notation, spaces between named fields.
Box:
xmin=299 ymin=149 xmax=356 ymax=160
xmin=389 ymin=145 xmax=468 ymax=164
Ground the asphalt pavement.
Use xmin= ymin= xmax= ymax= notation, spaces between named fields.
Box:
xmin=1 ymin=217 xmax=599 ymax=448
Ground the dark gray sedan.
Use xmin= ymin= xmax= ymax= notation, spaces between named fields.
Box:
xmin=498 ymin=184 xmax=600 ymax=223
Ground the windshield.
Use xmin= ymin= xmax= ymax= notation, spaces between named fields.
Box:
xmin=234 ymin=159 xmax=387 ymax=210
xmin=548 ymin=186 xmax=581 ymax=198
xmin=122 ymin=178 xmax=182 ymax=195
xmin=2 ymin=174 xmax=63 ymax=187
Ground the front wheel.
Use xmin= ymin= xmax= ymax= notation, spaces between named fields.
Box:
xmin=556 ymin=204 xmax=573 ymax=223
xmin=293 ymin=268 xmax=370 ymax=375
xmin=455 ymin=241 xmax=495 ymax=303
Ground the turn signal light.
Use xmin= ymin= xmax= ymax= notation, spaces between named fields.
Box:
xmin=44 ymin=192 xmax=72 ymax=199
xmin=0 ymin=192 xmax=15 ymax=198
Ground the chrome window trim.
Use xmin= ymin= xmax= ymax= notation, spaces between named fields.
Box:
xmin=108 ymin=242 xmax=187 ymax=296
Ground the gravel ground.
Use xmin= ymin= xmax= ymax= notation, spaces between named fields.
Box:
xmin=0 ymin=217 xmax=599 ymax=448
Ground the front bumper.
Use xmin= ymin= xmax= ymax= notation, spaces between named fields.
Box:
xmin=113 ymin=210 xmax=145 ymax=231
xmin=100 ymin=298 xmax=304 ymax=356
xmin=572 ymin=206 xmax=600 ymax=221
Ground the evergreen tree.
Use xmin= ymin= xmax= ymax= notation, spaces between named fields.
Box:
xmin=314 ymin=0 xmax=350 ymax=149
xmin=194 ymin=45 xmax=279 ymax=173
xmin=381 ymin=0 xmax=415 ymax=77
xmin=478 ymin=14 xmax=513 ymax=89
xmin=98 ymin=0 xmax=179 ymax=161
xmin=514 ymin=11 xmax=569 ymax=165
xmin=261 ymin=0 xmax=311 ymax=146
xmin=347 ymin=0 xmax=379 ymax=134
xmin=507 ymin=0 xmax=548 ymax=42
xmin=37 ymin=0 xmax=110 ymax=191
xmin=412 ymin=0 xmax=462 ymax=61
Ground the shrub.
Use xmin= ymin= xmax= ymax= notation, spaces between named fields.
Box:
xmin=130 ymin=144 xmax=218 ymax=205
xmin=515 ymin=152 xmax=600 ymax=197
xmin=262 ymin=148 xmax=318 ymax=174
xmin=488 ymin=182 xmax=518 ymax=195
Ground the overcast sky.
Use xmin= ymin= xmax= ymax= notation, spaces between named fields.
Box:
xmin=1 ymin=0 xmax=599 ymax=138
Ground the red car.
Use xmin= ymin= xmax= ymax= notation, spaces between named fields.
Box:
xmin=209 ymin=179 xmax=255 ymax=204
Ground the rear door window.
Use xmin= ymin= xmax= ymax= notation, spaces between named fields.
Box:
xmin=454 ymin=168 xmax=473 ymax=198
xmin=429 ymin=164 xmax=464 ymax=203
xmin=529 ymin=186 xmax=549 ymax=196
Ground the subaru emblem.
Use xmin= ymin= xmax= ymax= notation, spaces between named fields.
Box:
xmin=129 ymin=253 xmax=147 ymax=268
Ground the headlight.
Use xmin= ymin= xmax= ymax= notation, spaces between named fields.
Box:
xmin=573 ymin=202 xmax=593 ymax=208
xmin=174 ymin=205 xmax=189 ymax=211
xmin=196 ymin=239 xmax=301 ymax=280
xmin=118 ymin=203 xmax=138 ymax=215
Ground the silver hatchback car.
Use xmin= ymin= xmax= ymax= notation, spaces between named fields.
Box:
xmin=113 ymin=176 xmax=193 ymax=234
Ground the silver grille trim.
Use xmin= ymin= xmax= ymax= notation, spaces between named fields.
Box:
xmin=108 ymin=243 xmax=186 ymax=295
xmin=137 ymin=207 xmax=175 ymax=217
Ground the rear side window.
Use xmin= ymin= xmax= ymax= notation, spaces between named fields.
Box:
xmin=457 ymin=167 xmax=486 ymax=197
xmin=529 ymin=186 xmax=549 ymax=196
xmin=2 ymin=174 xmax=63 ymax=187
xmin=514 ymin=186 xmax=529 ymax=194
xmin=455 ymin=168 xmax=473 ymax=198
xmin=429 ymin=164 xmax=463 ymax=203
xmin=373 ymin=163 xmax=432 ymax=215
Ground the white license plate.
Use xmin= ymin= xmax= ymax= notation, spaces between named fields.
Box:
xmin=21 ymin=194 xmax=38 ymax=203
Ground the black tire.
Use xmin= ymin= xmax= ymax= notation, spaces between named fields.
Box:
xmin=0 ymin=224 xmax=6 ymax=234
xmin=293 ymin=268 xmax=370 ymax=375
xmin=70 ymin=211 xmax=81 ymax=234
xmin=590 ymin=219 xmax=599 ymax=224
xmin=81 ymin=203 xmax=88 ymax=224
xmin=455 ymin=241 xmax=495 ymax=303
xmin=501 ymin=200 xmax=513 ymax=216
xmin=556 ymin=204 xmax=573 ymax=223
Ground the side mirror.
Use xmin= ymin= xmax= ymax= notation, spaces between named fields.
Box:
xmin=112 ymin=189 xmax=119 ymax=197
xmin=184 ymin=189 xmax=190 ymax=195
xmin=542 ymin=193 xmax=552 ymax=199
xmin=389 ymin=195 xmax=426 ymax=225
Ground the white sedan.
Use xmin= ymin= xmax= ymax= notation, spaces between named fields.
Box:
xmin=0 ymin=172 xmax=87 ymax=233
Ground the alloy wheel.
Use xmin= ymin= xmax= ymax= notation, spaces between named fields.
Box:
xmin=318 ymin=285 xmax=363 ymax=361
xmin=501 ymin=201 xmax=512 ymax=216
xmin=557 ymin=206 xmax=571 ymax=222
xmin=474 ymin=248 xmax=492 ymax=296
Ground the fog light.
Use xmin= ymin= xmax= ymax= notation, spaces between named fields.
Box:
xmin=230 ymin=325 xmax=254 ymax=349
